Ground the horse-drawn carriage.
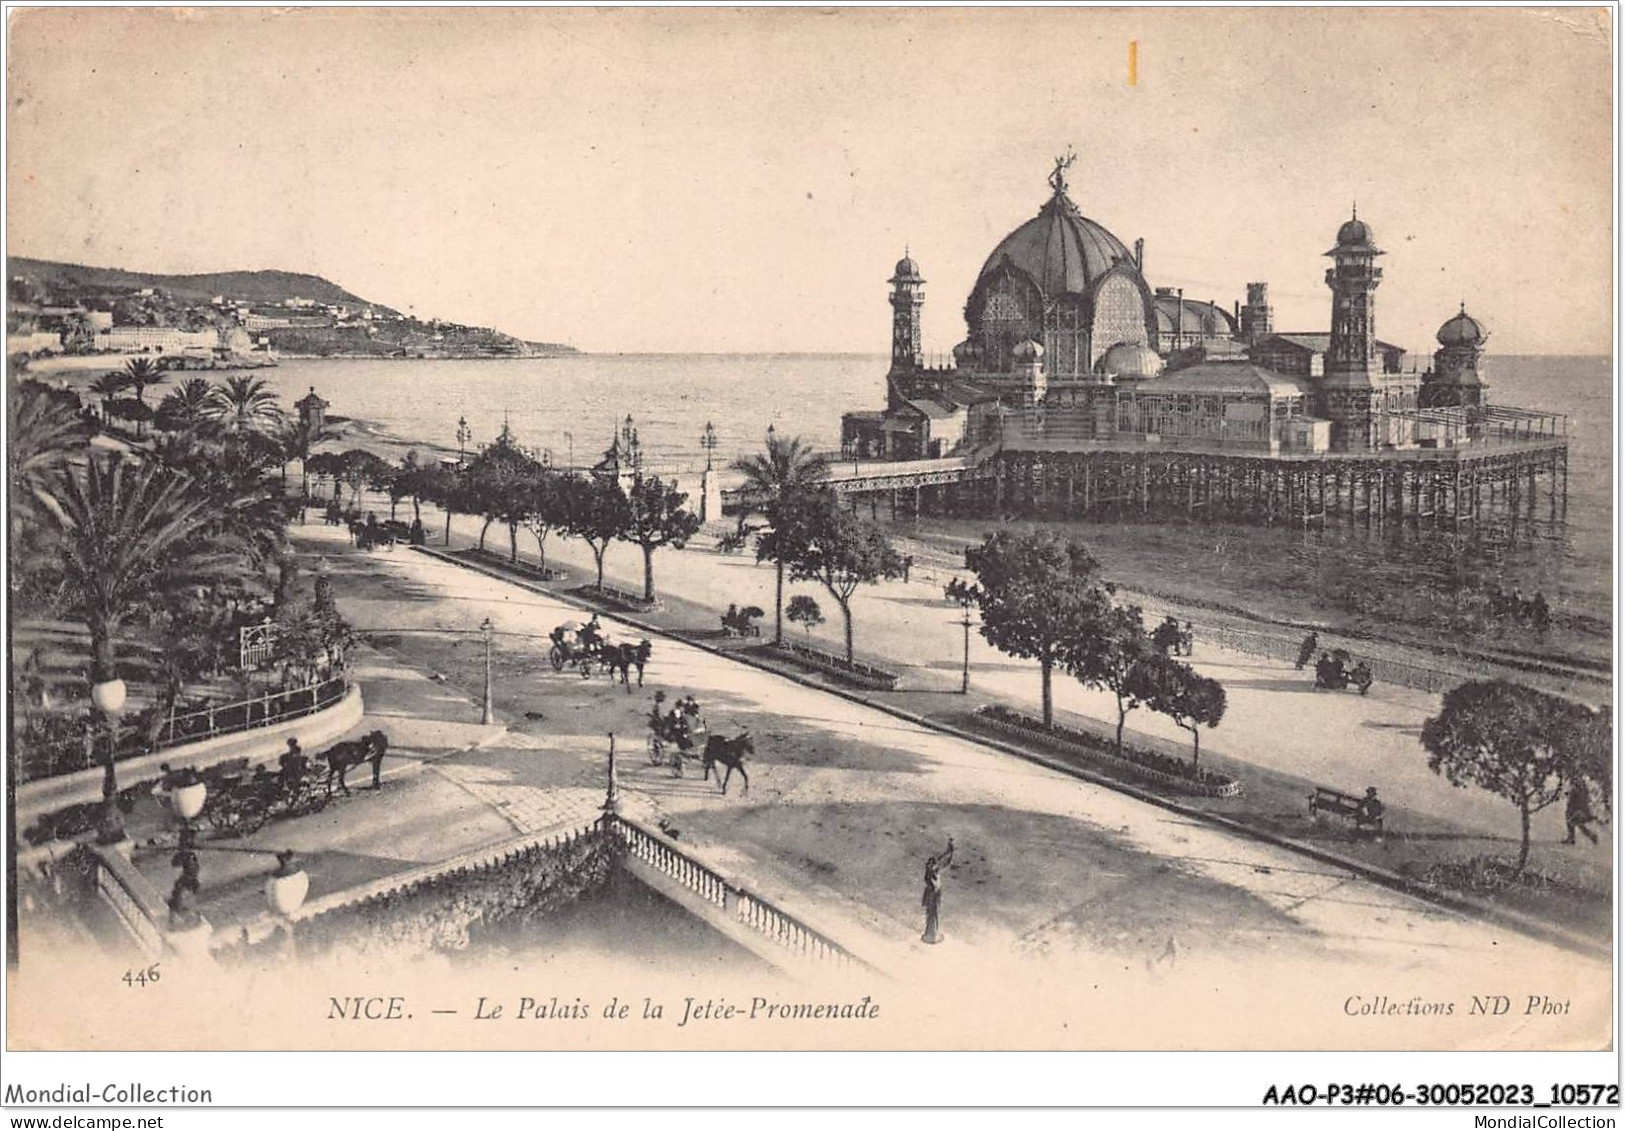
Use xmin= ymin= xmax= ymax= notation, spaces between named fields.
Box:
xmin=201 ymin=759 xmax=330 ymax=837
xmin=549 ymin=620 xmax=652 ymax=688
xmin=720 ymin=604 xmax=764 ymax=638
xmin=549 ymin=620 xmax=603 ymax=674
xmin=348 ymin=517 xmax=409 ymax=550
xmin=195 ymin=731 xmax=388 ymax=837
xmin=646 ymin=693 xmax=704 ymax=769
xmin=1313 ymin=649 xmax=1373 ymax=695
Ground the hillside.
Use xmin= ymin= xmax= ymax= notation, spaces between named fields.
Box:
xmin=8 ymin=256 xmax=574 ymax=357
xmin=8 ymin=257 xmax=381 ymax=311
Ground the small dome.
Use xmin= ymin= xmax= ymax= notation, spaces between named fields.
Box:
xmin=1096 ymin=342 xmax=1164 ymax=380
xmin=1327 ymin=208 xmax=1381 ymax=256
xmin=1437 ymin=305 xmax=1486 ymax=348
xmin=1012 ymin=339 xmax=1044 ymax=363
xmin=891 ymin=255 xmax=923 ymax=281
xmin=1336 ymin=216 xmax=1372 ymax=246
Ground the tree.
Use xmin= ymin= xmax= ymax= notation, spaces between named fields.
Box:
xmin=8 ymin=379 xmax=86 ymax=529
xmin=621 ymin=474 xmax=702 ymax=601
xmin=155 ymin=377 xmax=218 ymax=434
xmin=1148 ymin=657 xmax=1227 ymax=765
xmin=7 ymin=380 xmax=89 ymax=605
xmin=121 ymin=357 xmax=165 ymax=415
xmin=1421 ymin=679 xmax=1590 ymax=872
xmin=335 ymin=449 xmax=392 ymax=509
xmin=520 ymin=468 xmax=568 ymax=574
xmin=462 ymin=433 xmax=539 ymax=559
xmin=281 ymin=413 xmax=342 ymax=517
xmin=786 ymin=594 xmax=824 ymax=639
xmin=207 ymin=375 xmax=284 ymax=436
xmin=89 ymin=369 xmax=132 ymax=421
xmin=561 ymin=474 xmax=631 ymax=590
xmin=765 ymin=490 xmax=900 ymax=662
xmin=1074 ymin=603 xmax=1159 ymax=753
xmin=46 ymin=455 xmax=241 ymax=838
xmin=962 ymin=529 xmax=1113 ymax=727
xmin=730 ymin=432 xmax=830 ymax=643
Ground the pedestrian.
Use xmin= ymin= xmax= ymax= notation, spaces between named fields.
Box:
xmin=1295 ymin=631 xmax=1318 ymax=671
xmin=920 ymin=836 xmax=955 ymax=945
xmin=1565 ymin=779 xmax=1600 ymax=846
xmin=368 ymin=732 xmax=388 ymax=790
xmin=903 ymin=555 xmax=914 ymax=583
xmin=279 ymin=737 xmax=307 ymax=797
xmin=1180 ymin=621 xmax=1194 ymax=656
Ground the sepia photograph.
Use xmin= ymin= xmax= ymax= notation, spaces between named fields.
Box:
xmin=2 ymin=3 xmax=1615 ymax=1109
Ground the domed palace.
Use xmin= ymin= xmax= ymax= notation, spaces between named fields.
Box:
xmin=835 ymin=154 xmax=1567 ymax=539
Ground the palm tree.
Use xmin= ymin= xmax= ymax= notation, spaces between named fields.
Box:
xmin=121 ymin=357 xmax=165 ymax=413
xmin=48 ymin=455 xmax=234 ymax=839
xmin=207 ymin=375 xmax=284 ymax=436
xmin=280 ymin=414 xmax=341 ymax=520
xmin=8 ymin=380 xmax=86 ymax=530
xmin=729 ymin=430 xmax=830 ymax=643
xmin=155 ymin=377 xmax=216 ymax=433
xmin=88 ymin=370 xmax=132 ymax=422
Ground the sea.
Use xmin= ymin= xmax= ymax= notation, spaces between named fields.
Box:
xmin=48 ymin=349 xmax=1615 ymax=604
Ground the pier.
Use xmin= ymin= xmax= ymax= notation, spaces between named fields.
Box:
xmin=765 ymin=429 xmax=1570 ymax=542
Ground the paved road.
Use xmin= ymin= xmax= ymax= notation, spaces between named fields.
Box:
xmin=426 ymin=501 xmax=1602 ymax=855
xmin=263 ymin=523 xmax=1608 ymax=1047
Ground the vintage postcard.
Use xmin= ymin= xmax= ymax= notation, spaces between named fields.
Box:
xmin=2 ymin=4 xmax=1614 ymax=1100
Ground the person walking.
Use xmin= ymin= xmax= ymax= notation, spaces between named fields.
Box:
xmin=920 ymin=836 xmax=956 ymax=944
xmin=1295 ymin=631 xmax=1319 ymax=671
xmin=1565 ymin=779 xmax=1600 ymax=846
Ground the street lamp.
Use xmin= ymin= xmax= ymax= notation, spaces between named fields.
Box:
xmin=90 ymin=676 xmax=128 ymax=848
xmin=945 ymin=579 xmax=978 ymax=695
xmin=700 ymin=421 xmax=718 ymax=472
xmin=456 ymin=415 xmax=472 ymax=464
xmin=602 ymin=732 xmax=620 ymax=818
xmin=480 ymin=617 xmax=494 ymax=725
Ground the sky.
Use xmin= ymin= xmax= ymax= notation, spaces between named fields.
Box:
xmin=6 ymin=7 xmax=1615 ymax=355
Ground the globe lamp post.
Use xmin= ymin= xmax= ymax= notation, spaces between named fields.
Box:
xmin=480 ymin=617 xmax=495 ymax=725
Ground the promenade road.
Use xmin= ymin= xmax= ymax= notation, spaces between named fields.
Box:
xmin=275 ymin=522 xmax=1606 ymax=1047
xmin=422 ymin=501 xmax=1602 ymax=858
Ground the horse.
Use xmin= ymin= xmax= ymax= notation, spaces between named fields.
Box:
xmin=325 ymin=730 xmax=389 ymax=795
xmin=603 ymin=639 xmax=653 ymax=690
xmin=701 ymin=732 xmax=753 ymax=795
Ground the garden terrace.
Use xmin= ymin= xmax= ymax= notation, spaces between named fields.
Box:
xmin=770 ymin=640 xmax=901 ymax=690
xmin=15 ymin=675 xmax=351 ymax=786
xmin=974 ymin=704 xmax=1242 ymax=798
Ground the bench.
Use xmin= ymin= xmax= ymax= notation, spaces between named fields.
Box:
xmin=1309 ymin=786 xmax=1384 ymax=832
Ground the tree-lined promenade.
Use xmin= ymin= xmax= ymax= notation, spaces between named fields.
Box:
xmin=339 ymin=419 xmax=1610 ymax=905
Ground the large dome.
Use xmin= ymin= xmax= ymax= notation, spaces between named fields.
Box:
xmin=1437 ymin=305 xmax=1486 ymax=347
xmin=976 ymin=190 xmax=1139 ymax=299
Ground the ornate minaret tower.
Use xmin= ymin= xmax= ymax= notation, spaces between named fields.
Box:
xmin=1322 ymin=208 xmax=1385 ymax=451
xmin=889 ymin=252 xmax=925 ymax=375
xmin=1420 ymin=304 xmax=1489 ymax=408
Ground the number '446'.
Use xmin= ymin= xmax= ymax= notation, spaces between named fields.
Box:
xmin=122 ymin=964 xmax=161 ymax=987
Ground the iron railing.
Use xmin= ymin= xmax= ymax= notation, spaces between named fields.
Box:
xmin=16 ymin=675 xmax=351 ymax=785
